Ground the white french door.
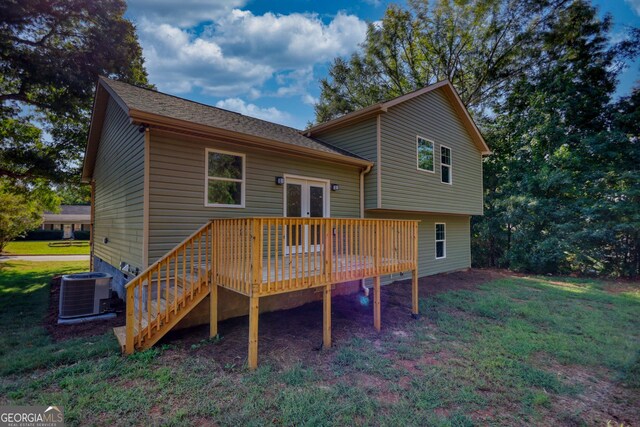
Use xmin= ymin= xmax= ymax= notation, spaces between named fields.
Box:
xmin=284 ymin=176 xmax=328 ymax=254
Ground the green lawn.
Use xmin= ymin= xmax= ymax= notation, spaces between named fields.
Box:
xmin=3 ymin=240 xmax=90 ymax=255
xmin=0 ymin=261 xmax=638 ymax=426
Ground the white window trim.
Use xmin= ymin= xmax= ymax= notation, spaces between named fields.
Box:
xmin=204 ymin=148 xmax=246 ymax=208
xmin=440 ymin=144 xmax=453 ymax=185
xmin=435 ymin=222 xmax=446 ymax=259
xmin=416 ymin=135 xmax=435 ymax=173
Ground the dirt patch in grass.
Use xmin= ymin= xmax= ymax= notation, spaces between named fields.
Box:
xmin=159 ymin=269 xmax=501 ymax=371
xmin=546 ymin=362 xmax=640 ymax=426
xmin=44 ymin=276 xmax=124 ymax=341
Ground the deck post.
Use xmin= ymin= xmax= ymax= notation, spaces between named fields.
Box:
xmin=248 ymin=296 xmax=259 ymax=370
xmin=125 ymin=287 xmax=134 ymax=354
xmin=210 ymin=223 xmax=218 ymax=338
xmin=411 ymin=270 xmax=419 ymax=315
xmin=209 ymin=281 xmax=218 ymax=338
xmin=323 ymin=282 xmax=331 ymax=348
xmin=412 ymin=223 xmax=419 ymax=316
xmin=373 ymin=276 xmax=381 ymax=331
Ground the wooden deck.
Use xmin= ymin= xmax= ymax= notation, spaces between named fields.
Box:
xmin=120 ymin=218 xmax=420 ymax=369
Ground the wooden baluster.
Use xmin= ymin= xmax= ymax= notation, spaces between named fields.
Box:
xmin=156 ymin=264 xmax=161 ymax=331
xmin=172 ymin=250 xmax=180 ymax=314
xmin=198 ymin=232 xmax=202 ymax=291
xmin=267 ymin=220 xmax=271 ymax=293
xmin=287 ymin=218 xmax=292 ymax=290
xmin=274 ymin=219 xmax=279 ymax=291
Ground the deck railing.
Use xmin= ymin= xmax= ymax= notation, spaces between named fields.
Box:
xmin=123 ymin=217 xmax=419 ymax=356
xmin=212 ymin=218 xmax=419 ymax=297
xmin=124 ymin=221 xmax=213 ymax=353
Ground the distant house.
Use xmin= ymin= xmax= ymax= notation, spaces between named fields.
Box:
xmin=41 ymin=205 xmax=91 ymax=239
xmin=83 ymin=77 xmax=490 ymax=365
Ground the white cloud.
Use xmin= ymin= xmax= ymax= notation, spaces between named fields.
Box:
xmin=135 ymin=9 xmax=368 ymax=99
xmin=302 ymin=94 xmax=319 ymax=106
xmin=625 ymin=0 xmax=640 ymax=15
xmin=212 ymin=10 xmax=368 ymax=68
xmin=215 ymin=98 xmax=294 ymax=126
xmin=126 ymin=0 xmax=247 ymax=27
xmin=138 ymin=20 xmax=273 ymax=95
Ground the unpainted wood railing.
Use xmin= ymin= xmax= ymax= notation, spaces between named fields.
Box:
xmin=212 ymin=218 xmax=419 ymax=297
xmin=124 ymin=221 xmax=213 ymax=353
xmin=123 ymin=217 xmax=419 ymax=355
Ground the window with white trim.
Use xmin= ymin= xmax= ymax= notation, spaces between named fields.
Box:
xmin=205 ymin=149 xmax=245 ymax=207
xmin=417 ymin=136 xmax=434 ymax=172
xmin=435 ymin=223 xmax=446 ymax=259
xmin=441 ymin=145 xmax=452 ymax=184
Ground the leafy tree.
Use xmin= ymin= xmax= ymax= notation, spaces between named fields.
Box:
xmin=315 ymin=0 xmax=570 ymax=123
xmin=56 ymin=183 xmax=91 ymax=205
xmin=474 ymin=1 xmax=640 ymax=276
xmin=0 ymin=182 xmax=43 ymax=252
xmin=0 ymin=0 xmax=151 ymax=187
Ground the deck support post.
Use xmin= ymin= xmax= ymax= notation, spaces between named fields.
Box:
xmin=373 ymin=276 xmax=381 ymax=331
xmin=209 ymin=280 xmax=218 ymax=338
xmin=125 ymin=287 xmax=134 ymax=354
xmin=411 ymin=269 xmax=419 ymax=316
xmin=248 ymin=296 xmax=259 ymax=370
xmin=323 ymin=283 xmax=331 ymax=349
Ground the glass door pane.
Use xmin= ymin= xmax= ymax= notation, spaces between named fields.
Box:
xmin=309 ymin=186 xmax=324 ymax=245
xmin=286 ymin=183 xmax=303 ymax=246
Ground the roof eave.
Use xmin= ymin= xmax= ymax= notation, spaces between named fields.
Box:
xmin=304 ymin=103 xmax=384 ymax=136
xmin=81 ymin=77 xmax=133 ymax=183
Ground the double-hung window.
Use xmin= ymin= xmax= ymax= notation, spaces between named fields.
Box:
xmin=441 ymin=145 xmax=452 ymax=184
xmin=417 ymin=136 xmax=434 ymax=172
xmin=435 ymin=223 xmax=446 ymax=259
xmin=205 ymin=148 xmax=245 ymax=207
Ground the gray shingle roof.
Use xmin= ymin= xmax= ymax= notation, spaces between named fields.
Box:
xmin=43 ymin=205 xmax=90 ymax=223
xmin=100 ymin=78 xmax=368 ymax=162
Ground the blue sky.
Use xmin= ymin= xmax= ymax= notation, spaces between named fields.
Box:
xmin=124 ymin=0 xmax=639 ymax=129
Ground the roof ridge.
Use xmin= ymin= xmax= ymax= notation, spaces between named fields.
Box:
xmin=99 ymin=76 xmax=305 ymax=132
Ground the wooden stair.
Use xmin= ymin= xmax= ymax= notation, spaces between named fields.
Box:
xmin=114 ymin=221 xmax=215 ymax=354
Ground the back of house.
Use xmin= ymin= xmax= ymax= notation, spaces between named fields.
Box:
xmin=82 ymin=77 xmax=489 ymax=327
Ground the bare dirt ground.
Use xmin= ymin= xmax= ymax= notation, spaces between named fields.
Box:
xmin=159 ymin=269 xmax=506 ymax=369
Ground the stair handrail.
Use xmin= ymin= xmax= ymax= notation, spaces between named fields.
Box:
xmin=125 ymin=220 xmax=214 ymax=353
xmin=124 ymin=220 xmax=214 ymax=290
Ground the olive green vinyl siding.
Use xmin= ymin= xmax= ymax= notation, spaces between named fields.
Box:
xmin=93 ymin=98 xmax=145 ymax=270
xmin=380 ymin=89 xmax=483 ymax=215
xmin=365 ymin=212 xmax=471 ymax=285
xmin=311 ymin=118 xmax=378 ymax=209
xmin=147 ymin=131 xmax=361 ymax=262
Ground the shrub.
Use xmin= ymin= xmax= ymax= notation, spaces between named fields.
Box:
xmin=16 ymin=229 xmax=64 ymax=241
xmin=73 ymin=230 xmax=90 ymax=240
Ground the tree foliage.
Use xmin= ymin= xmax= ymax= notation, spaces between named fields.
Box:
xmin=0 ymin=0 xmax=151 ymax=189
xmin=0 ymin=182 xmax=43 ymax=252
xmin=315 ymin=0 xmax=570 ymax=123
xmin=474 ymin=1 xmax=640 ymax=277
xmin=318 ymin=0 xmax=639 ymax=277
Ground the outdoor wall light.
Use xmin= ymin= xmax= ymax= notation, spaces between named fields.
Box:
xmin=275 ymin=176 xmax=285 ymax=185
xmin=331 ymin=183 xmax=340 ymax=191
